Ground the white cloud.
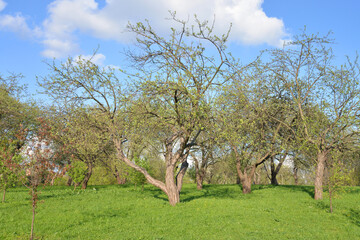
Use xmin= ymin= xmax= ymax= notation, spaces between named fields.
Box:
xmin=0 ymin=1 xmax=41 ymax=39
xmin=0 ymin=0 xmax=6 ymax=12
xmin=0 ymin=0 xmax=288 ymax=58
xmin=74 ymin=53 xmax=106 ymax=66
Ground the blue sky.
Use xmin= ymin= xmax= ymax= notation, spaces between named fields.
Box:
xmin=1 ymin=0 xmax=360 ymax=100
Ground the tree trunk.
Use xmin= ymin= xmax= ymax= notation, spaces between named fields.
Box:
xmin=236 ymin=162 xmax=255 ymax=194
xmin=66 ymin=176 xmax=73 ymax=186
xmin=30 ymin=188 xmax=36 ymax=240
xmin=114 ymin=138 xmax=181 ymax=206
xmin=196 ymin=172 xmax=204 ymax=190
xmin=314 ymin=151 xmax=327 ymax=200
xmin=329 ymin=183 xmax=333 ymax=213
xmin=254 ymin=171 xmax=260 ymax=185
xmin=270 ymin=155 xmax=286 ymax=185
xmin=271 ymin=171 xmax=279 ymax=185
xmin=81 ymin=163 xmax=93 ymax=189
xmin=193 ymin=154 xmax=206 ymax=190
xmin=176 ymin=161 xmax=188 ymax=193
xmin=293 ymin=167 xmax=298 ymax=185
xmin=114 ymin=166 xmax=126 ymax=184
xmin=236 ymin=176 xmax=241 ymax=184
xmin=30 ymin=203 xmax=35 ymax=240
xmin=165 ymin=164 xmax=180 ymax=206
xmin=240 ymin=173 xmax=252 ymax=194
xmin=2 ymin=187 xmax=6 ymax=203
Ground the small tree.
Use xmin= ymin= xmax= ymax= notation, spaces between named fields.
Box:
xmin=0 ymin=73 xmax=38 ymax=203
xmin=11 ymin=119 xmax=64 ymax=240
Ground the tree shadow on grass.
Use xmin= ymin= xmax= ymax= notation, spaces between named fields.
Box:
xmin=345 ymin=187 xmax=360 ymax=195
xmin=181 ymin=184 xmax=245 ymax=203
xmin=143 ymin=184 xmax=244 ymax=203
xmin=147 ymin=184 xmax=317 ymax=203
xmin=345 ymin=209 xmax=360 ymax=227
xmin=275 ymin=185 xmax=315 ymax=198
xmin=146 ymin=188 xmax=168 ymax=202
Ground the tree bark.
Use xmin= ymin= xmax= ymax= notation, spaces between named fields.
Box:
xmin=192 ymin=152 xmax=208 ymax=190
xmin=113 ymin=133 xmax=191 ymax=206
xmin=176 ymin=161 xmax=188 ymax=193
xmin=270 ymin=156 xmax=279 ymax=185
xmin=241 ymin=174 xmax=252 ymax=194
xmin=81 ymin=163 xmax=93 ymax=189
xmin=236 ymin=161 xmax=255 ymax=194
xmin=66 ymin=176 xmax=73 ymax=186
xmin=30 ymin=188 xmax=36 ymax=240
xmin=270 ymin=154 xmax=286 ymax=185
xmin=293 ymin=167 xmax=298 ymax=185
xmin=114 ymin=138 xmax=177 ymax=203
xmin=329 ymin=183 xmax=333 ymax=213
xmin=196 ymin=171 xmax=205 ymax=190
xmin=114 ymin=166 xmax=126 ymax=184
xmin=271 ymin=171 xmax=279 ymax=185
xmin=254 ymin=171 xmax=260 ymax=185
xmin=314 ymin=151 xmax=327 ymax=200
xmin=165 ymin=164 xmax=180 ymax=206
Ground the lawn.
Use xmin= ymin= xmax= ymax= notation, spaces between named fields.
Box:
xmin=0 ymin=184 xmax=359 ymax=239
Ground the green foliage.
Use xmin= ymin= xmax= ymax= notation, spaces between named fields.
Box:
xmin=128 ymin=156 xmax=149 ymax=190
xmin=327 ymin=153 xmax=354 ymax=213
xmin=0 ymin=75 xmax=38 ymax=203
xmin=187 ymin=166 xmax=196 ymax=182
xmin=88 ymin=165 xmax=117 ymax=186
xmin=67 ymin=161 xmax=87 ymax=189
xmin=0 ymin=143 xmax=23 ymax=202
xmin=53 ymin=176 xmax=68 ymax=186
xmin=1 ymin=184 xmax=360 ymax=239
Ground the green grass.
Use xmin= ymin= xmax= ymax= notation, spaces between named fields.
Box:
xmin=1 ymin=184 xmax=359 ymax=239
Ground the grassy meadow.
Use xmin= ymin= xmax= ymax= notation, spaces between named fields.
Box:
xmin=1 ymin=184 xmax=359 ymax=239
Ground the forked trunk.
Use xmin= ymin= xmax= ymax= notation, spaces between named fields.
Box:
xmin=270 ymin=155 xmax=286 ymax=185
xmin=81 ymin=163 xmax=93 ymax=189
xmin=314 ymin=151 xmax=327 ymax=200
xmin=236 ymin=162 xmax=255 ymax=194
xmin=114 ymin=138 xmax=181 ymax=206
